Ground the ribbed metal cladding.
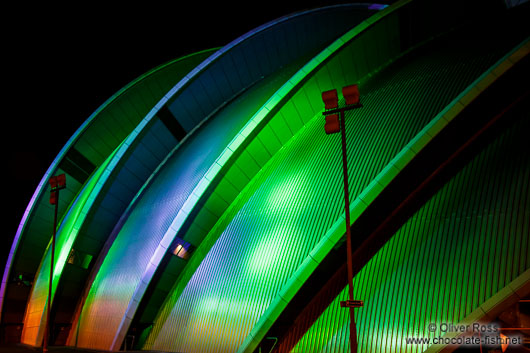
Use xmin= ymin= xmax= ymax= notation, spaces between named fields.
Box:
xmin=144 ymin=37 xmax=506 ymax=353
xmin=67 ymin=6 xmax=381 ymax=347
xmin=0 ymin=49 xmax=213 ymax=329
xmin=20 ymin=147 xmax=119 ymax=346
xmin=72 ymin=65 xmax=299 ymax=351
xmin=165 ymin=6 xmax=374 ymax=132
xmin=289 ymin=116 xmax=530 ymax=352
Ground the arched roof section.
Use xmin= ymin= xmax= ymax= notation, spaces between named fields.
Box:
xmin=142 ymin=3 xmax=529 ymax=352
xmin=0 ymin=49 xmax=213 ymax=321
xmin=424 ymin=270 xmax=530 ymax=352
xmin=161 ymin=5 xmax=378 ymax=133
xmin=291 ymin=112 xmax=530 ymax=352
xmin=8 ymin=0 xmax=527 ymax=351
xmin=163 ymin=0 xmax=412 ymax=262
xmin=127 ymin=6 xmax=414 ymax=342
xmin=62 ymin=5 xmax=378 ymax=351
xmin=244 ymin=30 xmax=530 ymax=353
xmin=21 ymin=143 xmax=123 ymax=346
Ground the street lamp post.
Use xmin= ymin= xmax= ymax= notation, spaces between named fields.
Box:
xmin=43 ymin=174 xmax=66 ymax=353
xmin=322 ymin=84 xmax=363 ymax=353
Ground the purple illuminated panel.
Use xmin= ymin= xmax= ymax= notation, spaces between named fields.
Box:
xmin=369 ymin=4 xmax=388 ymax=10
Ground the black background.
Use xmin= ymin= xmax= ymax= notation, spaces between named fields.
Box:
xmin=3 ymin=2 xmax=390 ymax=273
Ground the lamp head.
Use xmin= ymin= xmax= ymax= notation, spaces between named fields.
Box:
xmin=342 ymin=84 xmax=360 ymax=105
xmin=322 ymin=89 xmax=339 ymax=110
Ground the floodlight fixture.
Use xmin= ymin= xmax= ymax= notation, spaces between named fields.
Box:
xmin=322 ymin=89 xmax=339 ymax=110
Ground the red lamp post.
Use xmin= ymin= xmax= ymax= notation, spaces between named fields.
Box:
xmin=321 ymin=84 xmax=363 ymax=353
xmin=43 ymin=174 xmax=66 ymax=352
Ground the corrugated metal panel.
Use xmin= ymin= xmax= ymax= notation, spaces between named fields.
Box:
xmin=20 ymin=145 xmax=118 ymax=346
xmin=167 ymin=6 xmax=375 ymax=131
xmin=171 ymin=2 xmax=407 ymax=277
xmin=291 ymin=116 xmax=529 ymax=352
xmin=75 ymin=51 xmax=214 ymax=167
xmin=1 ymin=49 xmax=213 ymax=322
xmin=145 ymin=33 xmax=508 ymax=352
xmin=67 ymin=11 xmax=382 ymax=348
xmin=72 ymin=64 xmax=302 ymax=350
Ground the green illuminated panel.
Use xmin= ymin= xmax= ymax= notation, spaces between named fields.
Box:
xmin=71 ymin=60 xmax=307 ymax=351
xmin=292 ymin=116 xmax=530 ymax=352
xmin=10 ymin=2 xmax=526 ymax=352
xmin=20 ymin=144 xmax=120 ymax=346
xmin=161 ymin=1 xmax=417 ymax=297
xmin=1 ymin=49 xmax=214 ymax=322
xmin=144 ymin=32 xmax=505 ymax=352
xmin=143 ymin=10 xmax=411 ymax=339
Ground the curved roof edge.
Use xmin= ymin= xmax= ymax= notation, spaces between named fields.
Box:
xmin=160 ymin=4 xmax=377 ymax=105
xmin=111 ymin=6 xmax=384 ymax=349
xmin=237 ymin=38 xmax=530 ymax=353
xmin=158 ymin=0 xmax=409 ymax=252
xmin=19 ymin=142 xmax=124 ymax=346
xmin=424 ymin=268 xmax=530 ymax=352
xmin=62 ymin=5 xmax=379 ymax=350
xmin=140 ymin=2 xmax=405 ymax=347
xmin=0 ymin=49 xmax=217 ymax=320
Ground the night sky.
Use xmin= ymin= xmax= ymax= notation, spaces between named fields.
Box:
xmin=3 ymin=2 xmax=394 ymax=271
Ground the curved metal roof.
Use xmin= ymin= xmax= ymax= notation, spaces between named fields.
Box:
xmin=9 ymin=4 xmax=381 ymax=350
xmin=3 ymin=0 xmax=529 ymax=352
xmin=0 ymin=48 xmax=214 ymax=321
xmin=292 ymin=114 xmax=530 ymax=352
xmin=143 ymin=18 xmax=529 ymax=353
xmin=66 ymin=6 xmax=379 ymax=350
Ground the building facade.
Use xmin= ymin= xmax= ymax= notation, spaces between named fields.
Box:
xmin=2 ymin=0 xmax=529 ymax=352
